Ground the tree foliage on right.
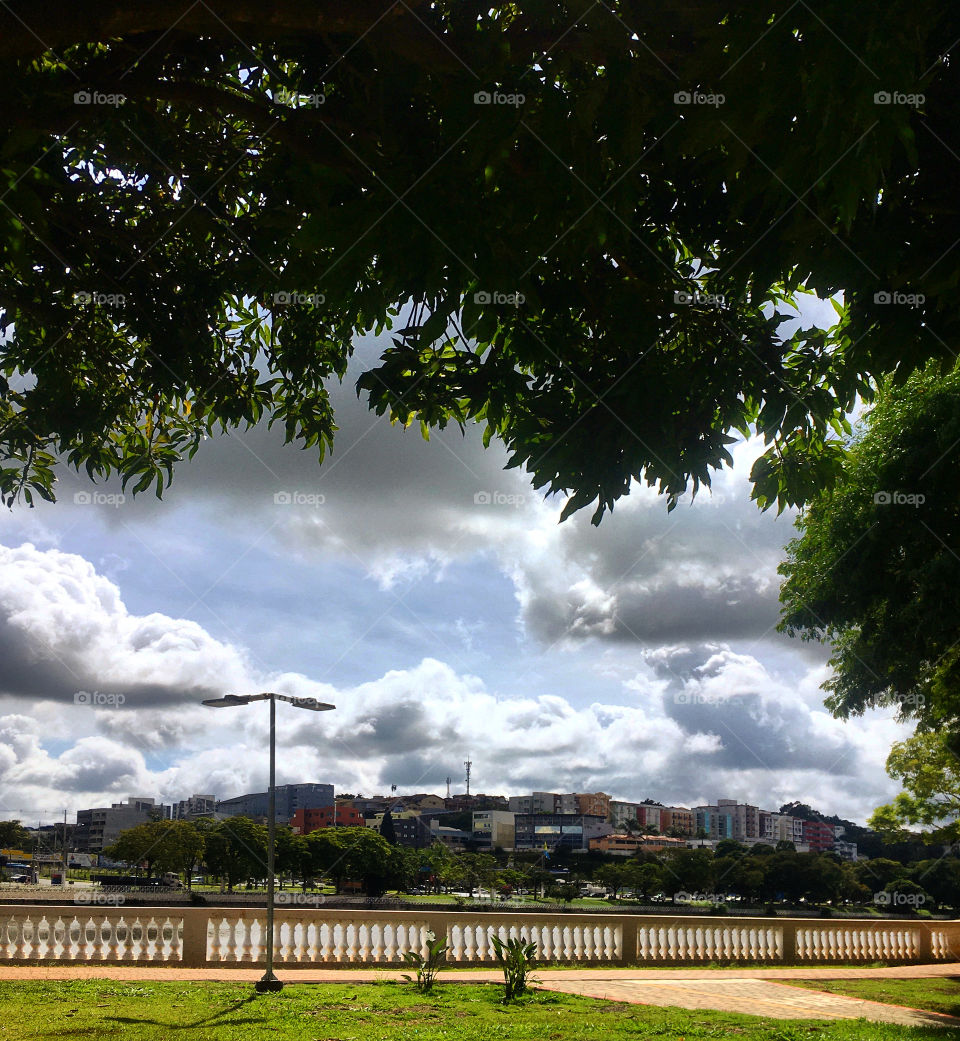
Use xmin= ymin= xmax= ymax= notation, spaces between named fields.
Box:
xmin=779 ymin=367 xmax=960 ymax=735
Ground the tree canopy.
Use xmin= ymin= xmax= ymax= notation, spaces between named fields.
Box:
xmin=779 ymin=367 xmax=960 ymax=732
xmin=1 ymin=2 xmax=958 ymax=517
xmin=870 ymin=731 xmax=960 ymax=842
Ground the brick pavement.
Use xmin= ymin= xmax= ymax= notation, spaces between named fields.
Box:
xmin=536 ymin=977 xmax=960 ymax=1028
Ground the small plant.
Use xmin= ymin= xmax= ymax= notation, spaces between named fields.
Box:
xmin=401 ymin=931 xmax=449 ymax=993
xmin=490 ymin=933 xmax=538 ymax=1003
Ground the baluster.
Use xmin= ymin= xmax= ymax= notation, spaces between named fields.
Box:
xmin=318 ymin=922 xmax=331 ymax=962
xmin=89 ymin=916 xmax=106 ymax=961
xmin=223 ymin=917 xmax=238 ymax=962
xmin=162 ymin=915 xmax=178 ymax=963
xmin=23 ymin=916 xmax=38 ymax=960
xmin=381 ymin=923 xmax=393 ymax=962
xmin=49 ymin=915 xmax=65 ymax=961
xmin=206 ymin=916 xmax=221 ymax=962
xmin=103 ymin=915 xmax=120 ymax=962
xmin=66 ymin=915 xmax=81 ymax=961
xmin=370 ymin=923 xmax=382 ymax=962
xmin=9 ymin=918 xmax=23 ymax=961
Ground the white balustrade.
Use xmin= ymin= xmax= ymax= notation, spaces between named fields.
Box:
xmin=0 ymin=906 xmax=955 ymax=968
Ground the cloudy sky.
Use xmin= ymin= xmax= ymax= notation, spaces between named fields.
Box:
xmin=0 ymin=301 xmax=908 ymax=827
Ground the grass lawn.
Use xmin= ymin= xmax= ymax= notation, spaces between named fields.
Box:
xmin=789 ymin=977 xmax=960 ymax=1019
xmin=1 ymin=981 xmax=959 ymax=1040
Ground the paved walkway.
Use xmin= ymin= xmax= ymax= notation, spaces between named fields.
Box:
xmin=4 ymin=963 xmax=960 ymax=1028
xmin=536 ymin=976 xmax=960 ymax=1029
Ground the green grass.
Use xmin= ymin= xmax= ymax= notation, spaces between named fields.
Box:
xmin=788 ymin=977 xmax=960 ymax=1019
xmin=1 ymin=981 xmax=958 ymax=1040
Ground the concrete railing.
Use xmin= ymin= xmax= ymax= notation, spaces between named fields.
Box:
xmin=1 ymin=906 xmax=958 ymax=968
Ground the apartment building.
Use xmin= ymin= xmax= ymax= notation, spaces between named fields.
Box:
xmin=75 ymin=797 xmax=169 ymax=853
xmin=508 ymin=792 xmax=560 ymax=814
xmin=638 ymin=804 xmax=662 ymax=831
xmin=802 ymin=819 xmax=837 ymax=852
xmin=717 ymin=799 xmax=760 ymax=842
xmin=660 ymin=806 xmax=694 ymax=836
xmin=609 ymin=800 xmax=642 ymax=828
xmin=171 ymin=794 xmax=217 ymax=820
xmin=758 ymin=811 xmax=804 ymax=845
xmin=693 ymin=805 xmax=734 ymax=839
xmin=575 ymin=792 xmax=611 ymax=818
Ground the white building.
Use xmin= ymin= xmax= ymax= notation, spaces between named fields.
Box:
xmin=609 ymin=800 xmax=641 ymax=828
xmin=472 ymin=810 xmax=515 ymax=849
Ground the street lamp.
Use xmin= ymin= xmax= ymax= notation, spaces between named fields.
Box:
xmin=202 ymin=691 xmax=335 ymax=992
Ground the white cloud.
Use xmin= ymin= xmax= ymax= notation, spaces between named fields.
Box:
xmin=0 ymin=544 xmax=912 ymax=824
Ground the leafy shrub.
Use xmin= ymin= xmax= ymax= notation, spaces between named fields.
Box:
xmin=490 ymin=933 xmax=537 ymax=1003
xmin=401 ymin=931 xmax=449 ymax=993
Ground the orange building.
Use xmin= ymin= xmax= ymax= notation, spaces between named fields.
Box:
xmin=589 ymin=833 xmax=685 ymax=854
xmin=290 ymin=802 xmax=364 ymax=834
xmin=575 ymin=792 xmax=611 ymax=817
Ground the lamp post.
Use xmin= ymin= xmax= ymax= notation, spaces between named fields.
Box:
xmin=202 ymin=692 xmax=335 ymax=992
